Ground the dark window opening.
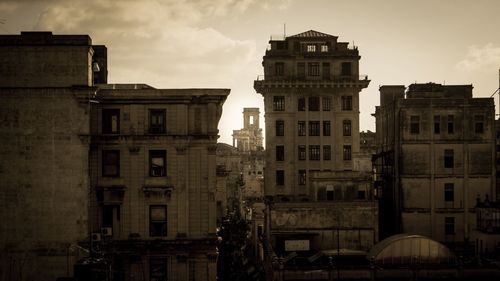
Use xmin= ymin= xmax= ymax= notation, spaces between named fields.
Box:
xmin=309 ymin=121 xmax=320 ymax=136
xmin=410 ymin=115 xmax=420 ymax=134
xmin=150 ymin=205 xmax=167 ymax=237
xmin=322 ymin=97 xmax=331 ymax=111
xmin=150 ymin=258 xmax=167 ymax=281
xmin=275 ymin=62 xmax=284 ymax=76
xmin=309 ymin=145 xmax=320 ymax=160
xmin=298 ymin=121 xmax=306 ymax=136
xmin=434 ymin=115 xmax=441 ymax=134
xmin=343 ymin=145 xmax=352 ymax=161
xmin=276 ymin=120 xmax=285 ymax=136
xmin=445 ymin=217 xmax=455 ymax=235
xmin=298 ymin=145 xmax=306 ymax=160
xmin=297 ymin=62 xmax=305 ymax=79
xmin=444 ymin=183 xmax=454 ymax=202
xmin=323 ymin=121 xmax=331 ymax=136
xmin=444 ymin=149 xmax=454 ymax=168
xmin=308 ymin=62 xmax=320 ymax=76
xmin=341 ymin=62 xmax=352 ymax=76
xmin=273 ymin=96 xmax=285 ymax=111
xmin=103 ymin=150 xmax=120 ymax=177
xmin=308 ymin=96 xmax=320 ymax=111
xmin=447 ymin=115 xmax=454 ymax=134
xmin=341 ymin=96 xmax=352 ymax=111
xmin=298 ymin=97 xmax=306 ymax=111
xmin=276 ymin=145 xmax=284 ymax=161
xmin=322 ymin=62 xmax=330 ymax=79
xmin=149 ymin=109 xmax=166 ymax=134
xmin=150 ymin=150 xmax=166 ymax=177
xmin=102 ymin=109 xmax=120 ymax=134
xmin=276 ymin=170 xmax=285 ymax=186
xmin=475 ymin=115 xmax=484 ymax=134
xmin=298 ymin=170 xmax=306 ymax=185
xmin=343 ymin=120 xmax=352 ymax=136
xmin=323 ymin=145 xmax=331 ymax=160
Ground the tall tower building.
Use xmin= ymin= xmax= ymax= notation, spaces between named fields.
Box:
xmin=232 ymin=107 xmax=263 ymax=152
xmin=254 ymin=30 xmax=370 ymax=199
xmin=254 ymin=30 xmax=377 ymax=271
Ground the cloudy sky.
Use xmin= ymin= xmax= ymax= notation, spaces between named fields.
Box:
xmin=1 ymin=0 xmax=500 ymax=145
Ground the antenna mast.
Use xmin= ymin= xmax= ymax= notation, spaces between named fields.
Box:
xmin=283 ymin=23 xmax=286 ymax=38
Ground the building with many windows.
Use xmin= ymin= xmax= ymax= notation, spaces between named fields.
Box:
xmin=0 ymin=31 xmax=229 ymax=281
xmin=254 ymin=30 xmax=377 ymax=277
xmin=89 ymin=85 xmax=228 ymax=281
xmin=373 ymin=83 xmax=496 ymax=250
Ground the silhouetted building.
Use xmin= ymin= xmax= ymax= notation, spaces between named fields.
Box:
xmin=0 ymin=31 xmax=102 ymax=281
xmin=373 ymin=83 xmax=496 ymax=250
xmin=254 ymin=30 xmax=377 ymax=279
xmin=0 ymin=31 xmax=229 ymax=281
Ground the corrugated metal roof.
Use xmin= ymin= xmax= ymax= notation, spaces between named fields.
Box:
xmin=289 ymin=30 xmax=337 ymax=38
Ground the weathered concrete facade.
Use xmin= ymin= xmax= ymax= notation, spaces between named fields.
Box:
xmin=254 ymin=30 xmax=377 ymax=279
xmin=373 ymin=83 xmax=496 ymax=248
xmin=89 ymin=85 xmax=229 ymax=281
xmin=0 ymin=32 xmax=99 ymax=281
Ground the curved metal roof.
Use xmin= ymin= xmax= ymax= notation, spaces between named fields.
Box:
xmin=367 ymin=234 xmax=456 ymax=266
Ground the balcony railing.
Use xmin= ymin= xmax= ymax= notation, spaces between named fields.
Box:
xmin=255 ymin=74 xmax=368 ymax=81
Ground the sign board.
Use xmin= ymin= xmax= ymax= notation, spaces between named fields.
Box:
xmin=285 ymin=239 xmax=310 ymax=251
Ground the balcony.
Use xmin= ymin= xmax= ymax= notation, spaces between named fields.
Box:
xmin=254 ymin=75 xmax=369 ymax=91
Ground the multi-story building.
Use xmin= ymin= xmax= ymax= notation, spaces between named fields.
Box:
xmin=254 ymin=30 xmax=377 ymax=274
xmin=0 ymin=31 xmax=229 ymax=281
xmin=232 ymin=107 xmax=263 ymax=152
xmin=0 ymin=31 xmax=105 ymax=281
xmin=89 ymin=85 xmax=229 ymax=281
xmin=373 ymin=83 xmax=496 ymax=248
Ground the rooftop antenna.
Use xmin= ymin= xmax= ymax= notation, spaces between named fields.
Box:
xmin=283 ymin=23 xmax=286 ymax=39
xmin=490 ymin=68 xmax=500 ymax=116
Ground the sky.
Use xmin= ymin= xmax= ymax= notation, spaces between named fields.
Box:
xmin=1 ymin=0 xmax=500 ymax=145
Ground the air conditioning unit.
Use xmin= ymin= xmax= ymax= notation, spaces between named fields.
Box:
xmin=91 ymin=233 xmax=101 ymax=242
xmin=101 ymin=227 xmax=113 ymax=236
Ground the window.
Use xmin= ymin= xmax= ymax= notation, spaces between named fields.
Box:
xmin=297 ymin=62 xmax=305 ymax=79
xmin=298 ymin=170 xmax=306 ymax=185
xmin=447 ymin=115 xmax=454 ymax=134
xmin=323 ymin=145 xmax=331 ymax=160
xmin=275 ymin=62 xmax=284 ymax=76
xmin=273 ymin=96 xmax=285 ymax=111
xmin=309 ymin=121 xmax=320 ymax=136
xmin=341 ymin=62 xmax=352 ymax=76
xmin=341 ymin=96 xmax=352 ymax=111
xmin=298 ymin=145 xmax=306 ymax=160
xmin=189 ymin=261 xmax=196 ymax=281
xmin=150 ymin=205 xmax=167 ymax=237
xmin=410 ymin=115 xmax=420 ymax=134
xmin=308 ymin=62 xmax=320 ymax=76
xmin=475 ymin=115 xmax=484 ymax=134
xmin=323 ymin=121 xmax=331 ymax=136
xmin=275 ymin=120 xmax=284 ymax=136
xmin=150 ymin=258 xmax=167 ymax=281
xmin=343 ymin=145 xmax=352 ymax=160
xmin=308 ymin=96 xmax=319 ymax=111
xmin=326 ymin=185 xmax=334 ymax=201
xmin=102 ymin=205 xmax=119 ymax=236
xmin=322 ymin=97 xmax=331 ymax=111
xmin=321 ymin=45 xmax=328 ymax=52
xmin=358 ymin=189 xmax=366 ymax=200
xmin=102 ymin=150 xmax=120 ymax=177
xmin=444 ymin=217 xmax=455 ymax=235
xmin=434 ymin=115 xmax=441 ymax=134
xmin=150 ymin=150 xmax=166 ymax=177
xmin=298 ymin=97 xmax=306 ymax=111
xmin=102 ymin=109 xmax=120 ymax=134
xmin=307 ymin=44 xmax=316 ymax=52
xmin=343 ymin=120 xmax=352 ymax=136
xmin=444 ymin=149 xmax=454 ymax=168
xmin=276 ymin=170 xmax=284 ymax=186
xmin=309 ymin=145 xmax=320 ymax=160
xmin=276 ymin=145 xmax=284 ymax=161
xmin=322 ymin=63 xmax=330 ymax=79
xmin=149 ymin=109 xmax=166 ymax=134
xmin=298 ymin=121 xmax=306 ymax=136
xmin=444 ymin=183 xmax=454 ymax=202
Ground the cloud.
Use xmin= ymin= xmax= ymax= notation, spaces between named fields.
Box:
xmin=27 ymin=0 xmax=272 ymax=87
xmin=456 ymin=43 xmax=500 ymax=72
